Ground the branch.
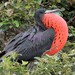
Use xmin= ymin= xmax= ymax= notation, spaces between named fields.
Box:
xmin=67 ymin=16 xmax=75 ymax=25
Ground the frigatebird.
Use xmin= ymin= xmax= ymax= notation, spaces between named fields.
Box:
xmin=0 ymin=8 xmax=68 ymax=62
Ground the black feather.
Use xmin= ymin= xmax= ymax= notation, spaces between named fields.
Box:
xmin=1 ymin=27 xmax=55 ymax=61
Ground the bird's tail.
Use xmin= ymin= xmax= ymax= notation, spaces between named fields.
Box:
xmin=0 ymin=51 xmax=6 ymax=58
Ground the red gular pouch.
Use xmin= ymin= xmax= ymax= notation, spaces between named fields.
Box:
xmin=42 ymin=13 xmax=68 ymax=55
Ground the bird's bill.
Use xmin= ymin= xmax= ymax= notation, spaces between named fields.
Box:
xmin=45 ymin=9 xmax=61 ymax=13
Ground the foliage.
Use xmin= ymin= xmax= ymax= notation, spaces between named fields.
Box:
xmin=0 ymin=0 xmax=74 ymax=31
xmin=0 ymin=51 xmax=75 ymax=75
xmin=0 ymin=52 xmax=29 ymax=75
xmin=31 ymin=53 xmax=75 ymax=75
xmin=0 ymin=0 xmax=41 ymax=31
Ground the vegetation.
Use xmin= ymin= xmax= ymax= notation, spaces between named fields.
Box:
xmin=0 ymin=0 xmax=75 ymax=75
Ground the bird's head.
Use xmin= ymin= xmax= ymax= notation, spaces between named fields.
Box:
xmin=34 ymin=8 xmax=60 ymax=30
xmin=34 ymin=8 xmax=68 ymax=55
xmin=34 ymin=8 xmax=45 ymax=25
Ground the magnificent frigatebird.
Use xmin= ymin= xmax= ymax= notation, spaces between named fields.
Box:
xmin=0 ymin=8 xmax=68 ymax=62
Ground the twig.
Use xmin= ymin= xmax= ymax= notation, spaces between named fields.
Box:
xmin=67 ymin=16 xmax=75 ymax=25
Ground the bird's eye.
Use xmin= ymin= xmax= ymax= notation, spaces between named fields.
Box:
xmin=40 ymin=11 xmax=44 ymax=14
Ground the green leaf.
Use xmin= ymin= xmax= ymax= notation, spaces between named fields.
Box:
xmin=25 ymin=5 xmax=30 ymax=9
xmin=72 ymin=72 xmax=75 ymax=75
xmin=13 ymin=20 xmax=19 ymax=27
xmin=22 ymin=61 xmax=28 ymax=65
xmin=56 ymin=0 xmax=61 ymax=3
xmin=0 ymin=22 xmax=3 ymax=27
xmin=38 ymin=0 xmax=42 ymax=4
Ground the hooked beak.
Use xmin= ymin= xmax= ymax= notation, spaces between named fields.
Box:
xmin=45 ymin=9 xmax=61 ymax=13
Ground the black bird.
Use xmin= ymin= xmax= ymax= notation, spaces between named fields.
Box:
xmin=0 ymin=8 xmax=68 ymax=62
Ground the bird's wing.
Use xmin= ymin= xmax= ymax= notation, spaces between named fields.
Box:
xmin=3 ymin=26 xmax=37 ymax=52
xmin=0 ymin=28 xmax=55 ymax=61
xmin=15 ymin=28 xmax=55 ymax=61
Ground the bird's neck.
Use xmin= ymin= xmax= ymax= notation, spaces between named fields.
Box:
xmin=36 ymin=23 xmax=47 ymax=31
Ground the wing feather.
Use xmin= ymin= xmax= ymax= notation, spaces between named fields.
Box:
xmin=1 ymin=27 xmax=55 ymax=61
xmin=15 ymin=28 xmax=55 ymax=61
